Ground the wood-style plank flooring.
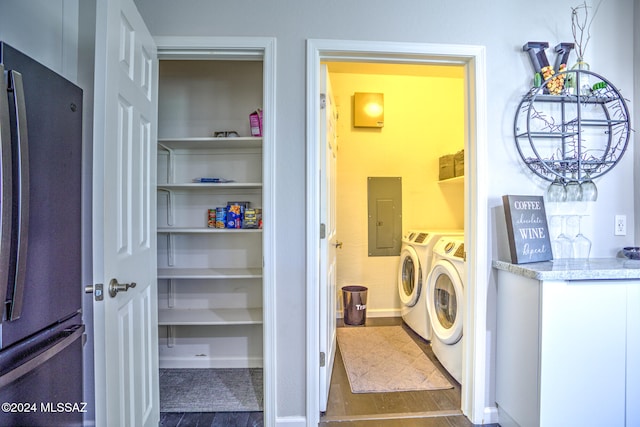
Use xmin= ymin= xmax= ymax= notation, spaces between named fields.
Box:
xmin=320 ymin=317 xmax=497 ymax=427
xmin=159 ymin=317 xmax=498 ymax=427
xmin=159 ymin=411 xmax=263 ymax=427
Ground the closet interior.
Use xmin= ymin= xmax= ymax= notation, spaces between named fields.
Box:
xmin=156 ymin=54 xmax=265 ymax=412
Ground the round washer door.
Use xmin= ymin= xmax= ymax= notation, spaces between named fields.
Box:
xmin=397 ymin=246 xmax=421 ymax=307
xmin=426 ymin=260 xmax=463 ymax=344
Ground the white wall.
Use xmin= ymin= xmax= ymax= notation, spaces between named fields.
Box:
xmin=0 ymin=0 xmax=79 ymax=81
xmin=139 ymin=0 xmax=637 ymax=421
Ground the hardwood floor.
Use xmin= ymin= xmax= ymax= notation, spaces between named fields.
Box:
xmin=320 ymin=317 xmax=497 ymax=427
xmin=159 ymin=317 xmax=498 ymax=426
xmin=159 ymin=411 xmax=263 ymax=427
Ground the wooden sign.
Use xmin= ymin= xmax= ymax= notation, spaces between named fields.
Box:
xmin=502 ymin=195 xmax=553 ymax=264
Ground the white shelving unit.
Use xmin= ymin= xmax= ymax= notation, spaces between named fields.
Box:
xmin=437 ymin=175 xmax=464 ymax=185
xmin=158 ymin=227 xmax=262 ymax=234
xmin=158 ymin=267 xmax=262 ymax=279
xmin=158 ymin=183 xmax=263 ymax=189
xmin=158 ymin=308 xmax=263 ymax=326
xmin=156 ymin=59 xmax=264 ymax=370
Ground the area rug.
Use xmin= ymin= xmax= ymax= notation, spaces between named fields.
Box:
xmin=159 ymin=368 xmax=263 ymax=412
xmin=337 ymin=326 xmax=453 ymax=393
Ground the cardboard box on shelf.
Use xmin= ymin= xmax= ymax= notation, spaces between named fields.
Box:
xmin=454 ymin=150 xmax=464 ymax=177
xmin=439 ymin=154 xmax=455 ymax=180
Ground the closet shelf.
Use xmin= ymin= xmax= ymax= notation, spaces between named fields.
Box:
xmin=158 ymin=308 xmax=263 ymax=326
xmin=158 ymin=267 xmax=262 ymax=279
xmin=438 ymin=176 xmax=464 ymax=185
xmin=157 ymin=183 xmax=262 ymax=190
xmin=157 ymin=227 xmax=262 ymax=234
xmin=158 ymin=136 xmax=262 ymax=150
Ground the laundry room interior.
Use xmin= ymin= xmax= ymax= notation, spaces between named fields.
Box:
xmin=319 ymin=61 xmax=470 ymax=420
xmin=325 ymin=61 xmax=466 ymax=318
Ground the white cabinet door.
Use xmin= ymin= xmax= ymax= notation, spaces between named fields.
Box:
xmin=319 ymin=64 xmax=338 ymax=412
xmin=626 ymin=283 xmax=640 ymax=426
xmin=92 ymin=0 xmax=159 ymax=425
xmin=539 ymin=280 xmax=626 ymax=427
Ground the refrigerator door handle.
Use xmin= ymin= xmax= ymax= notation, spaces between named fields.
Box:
xmin=7 ymin=70 xmax=29 ymax=321
xmin=0 ymin=324 xmax=84 ymax=388
xmin=0 ymin=64 xmax=13 ymax=320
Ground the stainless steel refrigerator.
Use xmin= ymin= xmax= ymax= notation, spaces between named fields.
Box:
xmin=0 ymin=42 xmax=85 ymax=427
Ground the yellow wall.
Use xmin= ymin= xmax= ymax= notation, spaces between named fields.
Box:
xmin=329 ymin=65 xmax=465 ymax=316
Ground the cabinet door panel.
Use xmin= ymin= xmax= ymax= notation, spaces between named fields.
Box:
xmin=539 ymin=281 xmax=626 ymax=427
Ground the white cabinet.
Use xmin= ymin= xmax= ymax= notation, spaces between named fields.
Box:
xmin=496 ymin=270 xmax=639 ymax=427
xmin=156 ymin=60 xmax=264 ymax=369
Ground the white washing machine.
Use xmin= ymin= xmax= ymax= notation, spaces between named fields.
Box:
xmin=398 ymin=230 xmax=461 ymax=341
xmin=425 ymin=236 xmax=465 ymax=384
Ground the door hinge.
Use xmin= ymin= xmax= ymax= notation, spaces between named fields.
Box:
xmin=320 ymin=93 xmax=326 ymax=109
xmin=320 ymin=351 xmax=326 ymax=367
xmin=320 ymin=223 xmax=326 ymax=239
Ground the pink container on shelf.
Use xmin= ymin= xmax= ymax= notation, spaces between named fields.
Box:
xmin=249 ymin=109 xmax=263 ymax=137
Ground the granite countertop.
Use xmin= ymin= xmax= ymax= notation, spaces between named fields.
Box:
xmin=492 ymin=257 xmax=640 ymax=281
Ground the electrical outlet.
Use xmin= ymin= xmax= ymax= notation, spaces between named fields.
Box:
xmin=615 ymin=215 xmax=627 ymax=236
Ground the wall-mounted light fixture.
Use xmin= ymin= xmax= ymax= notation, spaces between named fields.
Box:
xmin=354 ymin=92 xmax=384 ymax=128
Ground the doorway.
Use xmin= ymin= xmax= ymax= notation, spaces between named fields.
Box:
xmin=322 ymin=59 xmax=466 ymax=421
xmin=306 ymin=40 xmax=490 ymax=426
xmin=154 ymin=36 xmax=277 ymax=424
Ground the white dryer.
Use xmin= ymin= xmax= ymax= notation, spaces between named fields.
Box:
xmin=426 ymin=236 xmax=465 ymax=384
xmin=398 ymin=230 xmax=461 ymax=341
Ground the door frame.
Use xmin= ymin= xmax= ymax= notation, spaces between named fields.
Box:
xmin=305 ymin=39 xmax=490 ymax=425
xmin=152 ymin=36 xmax=277 ymax=426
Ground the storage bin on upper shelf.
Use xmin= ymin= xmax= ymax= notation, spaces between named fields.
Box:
xmin=439 ymin=154 xmax=455 ymax=180
xmin=439 ymin=149 xmax=464 ymax=181
xmin=454 ymin=150 xmax=464 ymax=177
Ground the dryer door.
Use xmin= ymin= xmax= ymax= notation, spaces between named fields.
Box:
xmin=397 ymin=246 xmax=421 ymax=307
xmin=426 ymin=260 xmax=463 ymax=344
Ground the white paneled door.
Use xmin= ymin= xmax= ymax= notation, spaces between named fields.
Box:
xmin=92 ymin=0 xmax=159 ymax=425
xmin=319 ymin=64 xmax=338 ymax=412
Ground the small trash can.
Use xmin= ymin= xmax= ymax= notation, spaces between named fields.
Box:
xmin=342 ymin=285 xmax=368 ymax=326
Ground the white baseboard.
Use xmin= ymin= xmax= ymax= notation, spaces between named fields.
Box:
xmin=158 ymin=357 xmax=263 ymax=369
xmin=496 ymin=406 xmax=518 ymax=427
xmin=483 ymin=406 xmax=499 ymax=424
xmin=275 ymin=416 xmax=306 ymax=427
xmin=339 ymin=309 xmax=401 ymax=319
xmin=367 ymin=308 xmax=401 ymax=318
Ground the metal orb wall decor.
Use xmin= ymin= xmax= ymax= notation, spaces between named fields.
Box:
xmin=515 ymin=42 xmax=631 ymax=186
